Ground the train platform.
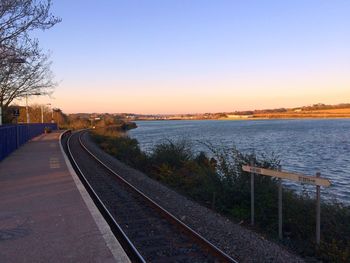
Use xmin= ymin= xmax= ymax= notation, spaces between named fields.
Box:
xmin=0 ymin=131 xmax=130 ymax=263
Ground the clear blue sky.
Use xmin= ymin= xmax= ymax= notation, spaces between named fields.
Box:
xmin=31 ymin=0 xmax=350 ymax=114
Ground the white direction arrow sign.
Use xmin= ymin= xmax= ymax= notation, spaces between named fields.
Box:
xmin=242 ymin=165 xmax=331 ymax=187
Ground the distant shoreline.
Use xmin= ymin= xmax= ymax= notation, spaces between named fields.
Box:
xmin=222 ymin=116 xmax=350 ymax=120
xmin=127 ymin=103 xmax=350 ymax=121
xmin=134 ymin=116 xmax=350 ymax=121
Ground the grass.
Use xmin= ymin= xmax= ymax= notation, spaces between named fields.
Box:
xmin=91 ymin=129 xmax=350 ymax=263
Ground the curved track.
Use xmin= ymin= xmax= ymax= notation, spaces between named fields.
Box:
xmin=63 ymin=130 xmax=238 ymax=263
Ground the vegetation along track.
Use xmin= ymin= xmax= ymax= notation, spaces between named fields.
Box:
xmin=64 ymin=130 xmax=238 ymax=263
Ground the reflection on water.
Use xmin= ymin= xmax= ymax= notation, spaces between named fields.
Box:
xmin=129 ymin=119 xmax=350 ymax=204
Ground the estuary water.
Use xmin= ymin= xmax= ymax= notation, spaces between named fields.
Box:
xmin=128 ymin=119 xmax=350 ymax=204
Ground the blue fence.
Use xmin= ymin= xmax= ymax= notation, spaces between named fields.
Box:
xmin=0 ymin=123 xmax=57 ymax=161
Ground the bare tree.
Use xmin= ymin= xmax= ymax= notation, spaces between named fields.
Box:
xmin=0 ymin=0 xmax=60 ymax=51
xmin=1 ymin=40 xmax=56 ymax=108
xmin=0 ymin=0 xmax=60 ymax=124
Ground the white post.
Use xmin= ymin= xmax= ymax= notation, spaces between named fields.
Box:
xmin=41 ymin=105 xmax=44 ymax=123
xmin=26 ymin=95 xmax=30 ymax=123
xmin=316 ymin=172 xmax=321 ymax=245
xmin=250 ymin=160 xmax=255 ymax=226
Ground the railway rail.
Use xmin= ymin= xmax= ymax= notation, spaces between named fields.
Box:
xmin=63 ymin=130 xmax=238 ymax=263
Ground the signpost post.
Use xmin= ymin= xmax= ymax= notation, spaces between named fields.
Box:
xmin=250 ymin=160 xmax=255 ymax=226
xmin=278 ymin=165 xmax=282 ymax=240
xmin=242 ymin=165 xmax=331 ymax=245
xmin=316 ymin=172 xmax=321 ymax=245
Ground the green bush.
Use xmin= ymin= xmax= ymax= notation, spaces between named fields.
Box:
xmin=92 ymin=131 xmax=147 ymax=169
xmin=150 ymin=140 xmax=193 ymax=170
xmin=44 ymin=126 xmax=52 ymax=133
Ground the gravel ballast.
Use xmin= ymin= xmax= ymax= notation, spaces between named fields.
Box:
xmin=82 ymin=132 xmax=305 ymax=263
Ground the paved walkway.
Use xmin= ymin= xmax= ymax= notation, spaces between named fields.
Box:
xmin=0 ymin=131 xmax=129 ymax=263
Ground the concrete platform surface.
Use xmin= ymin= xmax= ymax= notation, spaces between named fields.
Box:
xmin=0 ymin=131 xmax=129 ymax=263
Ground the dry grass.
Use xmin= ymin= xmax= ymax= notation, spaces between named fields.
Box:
xmin=311 ymin=108 xmax=350 ymax=114
xmin=220 ymin=107 xmax=350 ymax=120
xmin=252 ymin=109 xmax=350 ymax=119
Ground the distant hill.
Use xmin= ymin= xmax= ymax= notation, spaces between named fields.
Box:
xmin=66 ymin=103 xmax=350 ymax=121
xmin=226 ymin=103 xmax=350 ymax=119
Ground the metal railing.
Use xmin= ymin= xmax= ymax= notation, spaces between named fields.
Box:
xmin=0 ymin=123 xmax=57 ymax=161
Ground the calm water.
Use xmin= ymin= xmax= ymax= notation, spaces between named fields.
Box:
xmin=128 ymin=119 xmax=350 ymax=204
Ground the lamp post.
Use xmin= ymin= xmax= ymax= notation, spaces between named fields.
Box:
xmin=26 ymin=95 xmax=29 ymax=123
xmin=51 ymin=106 xmax=54 ymax=123
xmin=41 ymin=103 xmax=51 ymax=123
xmin=52 ymin=108 xmax=60 ymax=129
xmin=25 ymin=92 xmax=42 ymax=123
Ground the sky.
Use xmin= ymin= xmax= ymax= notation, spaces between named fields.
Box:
xmin=29 ymin=0 xmax=350 ymax=114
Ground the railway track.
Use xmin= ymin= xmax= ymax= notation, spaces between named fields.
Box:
xmin=63 ymin=130 xmax=238 ymax=263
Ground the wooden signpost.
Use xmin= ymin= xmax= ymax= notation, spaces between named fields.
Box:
xmin=242 ymin=164 xmax=331 ymax=245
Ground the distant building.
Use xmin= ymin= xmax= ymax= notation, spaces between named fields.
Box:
xmin=227 ymin=114 xmax=252 ymax=119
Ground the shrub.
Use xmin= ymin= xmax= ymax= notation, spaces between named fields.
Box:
xmin=150 ymin=140 xmax=193 ymax=170
xmin=44 ymin=126 xmax=52 ymax=133
xmin=92 ymin=131 xmax=147 ymax=169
